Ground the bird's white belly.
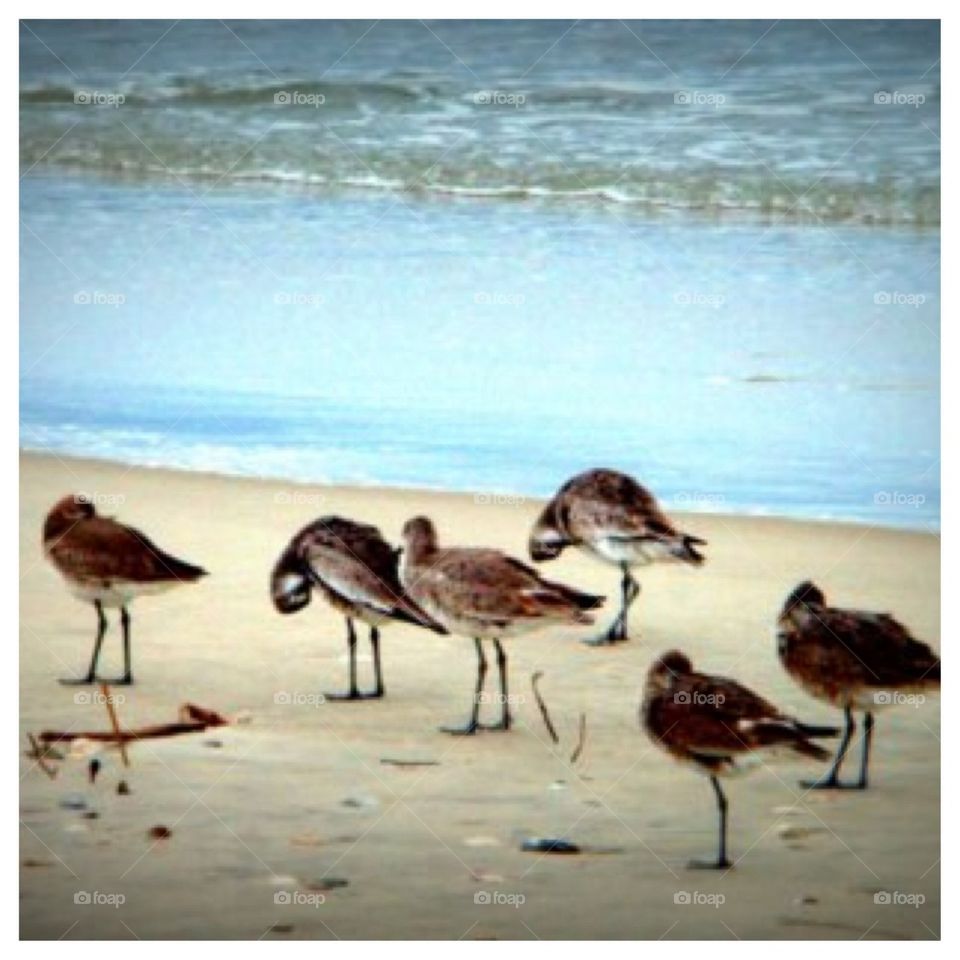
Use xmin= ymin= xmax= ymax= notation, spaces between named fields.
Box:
xmin=686 ymin=746 xmax=803 ymax=779
xmin=580 ymin=538 xmax=660 ymax=567
xmin=414 ymin=595 xmax=540 ymax=641
xmin=66 ymin=578 xmax=178 ymax=607
xmin=352 ymin=607 xmax=391 ymax=628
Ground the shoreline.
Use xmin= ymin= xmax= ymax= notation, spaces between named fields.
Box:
xmin=18 ymin=448 xmax=940 ymax=537
xmin=20 ymin=167 xmax=942 ymax=233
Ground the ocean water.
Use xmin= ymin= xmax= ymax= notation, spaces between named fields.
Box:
xmin=20 ymin=21 xmax=940 ymax=529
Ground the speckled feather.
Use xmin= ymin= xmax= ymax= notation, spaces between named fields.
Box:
xmin=643 ymin=652 xmax=837 ymax=772
xmin=401 ymin=517 xmax=604 ymax=638
xmin=778 ymin=586 xmax=940 ymax=706
xmin=271 ymin=516 xmax=445 ymax=631
xmin=530 ymin=468 xmax=706 ymax=565
xmin=44 ymin=500 xmax=206 ymax=586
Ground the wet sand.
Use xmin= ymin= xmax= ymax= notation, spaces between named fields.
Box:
xmin=20 ymin=451 xmax=940 ymax=939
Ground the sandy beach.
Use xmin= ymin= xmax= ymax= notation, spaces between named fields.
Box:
xmin=20 ymin=451 xmax=940 ymax=940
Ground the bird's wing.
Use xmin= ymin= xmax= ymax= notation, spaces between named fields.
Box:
xmin=816 ymin=607 xmax=939 ymax=685
xmin=655 ymin=673 xmax=795 ymax=755
xmin=410 ymin=549 xmax=586 ymax=622
xmin=48 ymin=519 xmax=203 ymax=583
xmin=304 ymin=542 xmax=407 ymax=616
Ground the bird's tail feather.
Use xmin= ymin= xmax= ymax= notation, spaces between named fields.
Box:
xmin=795 ymin=722 xmax=841 ymax=739
xmin=670 ymin=534 xmax=707 ymax=566
xmin=389 ymin=594 xmax=449 ymax=634
xmin=791 ymin=738 xmax=835 ymax=762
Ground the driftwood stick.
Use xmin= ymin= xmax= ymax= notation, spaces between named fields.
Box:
xmin=100 ymin=684 xmax=130 ymax=767
xmin=569 ymin=712 xmax=587 ymax=764
xmin=40 ymin=703 xmax=229 ymax=746
xmin=530 ymin=671 xmax=560 ymax=745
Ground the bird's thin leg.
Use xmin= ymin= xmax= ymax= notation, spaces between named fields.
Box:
xmin=480 ymin=639 xmax=511 ymax=731
xmin=369 ymin=626 xmax=384 ymax=698
xmin=689 ymin=775 xmax=732 ymax=869
xmin=120 ymin=607 xmax=133 ymax=684
xmin=441 ymin=638 xmax=486 ymax=735
xmin=325 ymin=617 xmax=362 ymax=701
xmin=347 ymin=617 xmax=358 ymax=695
xmin=714 ymin=776 xmax=731 ymax=868
xmin=618 ymin=568 xmax=640 ymax=639
xmin=856 ymin=711 xmax=874 ymax=789
xmin=60 ymin=601 xmax=108 ymax=685
xmin=802 ymin=705 xmax=855 ymax=789
xmin=611 ymin=567 xmax=630 ymax=640
xmin=584 ymin=565 xmax=638 ymax=646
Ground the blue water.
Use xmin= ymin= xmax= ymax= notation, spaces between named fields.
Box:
xmin=21 ymin=20 xmax=939 ymax=225
xmin=20 ymin=22 xmax=940 ymax=530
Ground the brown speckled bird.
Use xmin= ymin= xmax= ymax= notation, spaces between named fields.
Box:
xmin=643 ymin=650 xmax=838 ymax=869
xmin=529 ymin=468 xmax=706 ymax=645
xmin=43 ymin=493 xmax=207 ymax=684
xmin=271 ymin=516 xmax=447 ymax=700
xmin=777 ymin=581 xmax=940 ymax=790
xmin=401 ymin=516 xmax=604 ymax=734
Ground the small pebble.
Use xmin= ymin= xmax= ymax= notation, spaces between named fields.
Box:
xmin=81 ymin=811 xmax=100 ymax=820
xmin=117 ymin=780 xmax=131 ymax=796
xmin=521 ymin=838 xmax=581 ymax=854
xmin=59 ymin=794 xmax=87 ymax=811
xmin=289 ymin=832 xmax=324 ymax=847
xmin=268 ymin=875 xmax=298 ymax=886
xmin=204 ymin=739 xmax=223 ymax=749
xmin=777 ymin=824 xmax=824 ymax=841
xmin=305 ymin=878 xmax=348 ymax=892
xmin=269 ymin=924 xmax=294 ymax=934
xmin=147 ymin=825 xmax=172 ymax=841
xmin=464 ymin=836 xmax=500 ymax=848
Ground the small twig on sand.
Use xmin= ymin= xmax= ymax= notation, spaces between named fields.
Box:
xmin=569 ymin=713 xmax=587 ymax=764
xmin=531 ymin=671 xmax=559 ymax=744
xmin=26 ymin=733 xmax=58 ymax=779
xmin=100 ymin=684 xmax=130 ymax=768
xmin=380 ymin=758 xmax=440 ymax=767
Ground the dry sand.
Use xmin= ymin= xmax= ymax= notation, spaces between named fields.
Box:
xmin=20 ymin=451 xmax=940 ymax=940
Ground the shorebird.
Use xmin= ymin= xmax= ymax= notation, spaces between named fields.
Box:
xmin=400 ymin=516 xmax=604 ymax=734
xmin=43 ymin=493 xmax=207 ymax=684
xmin=529 ymin=468 xmax=706 ymax=645
xmin=271 ymin=516 xmax=447 ymax=699
xmin=643 ymin=650 xmax=838 ymax=869
xmin=777 ymin=581 xmax=940 ymax=790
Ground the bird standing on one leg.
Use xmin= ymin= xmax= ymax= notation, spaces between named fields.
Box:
xmin=643 ymin=650 xmax=838 ymax=869
xmin=43 ymin=493 xmax=207 ymax=684
xmin=529 ymin=469 xmax=706 ymax=645
xmin=777 ymin=580 xmax=940 ymax=790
